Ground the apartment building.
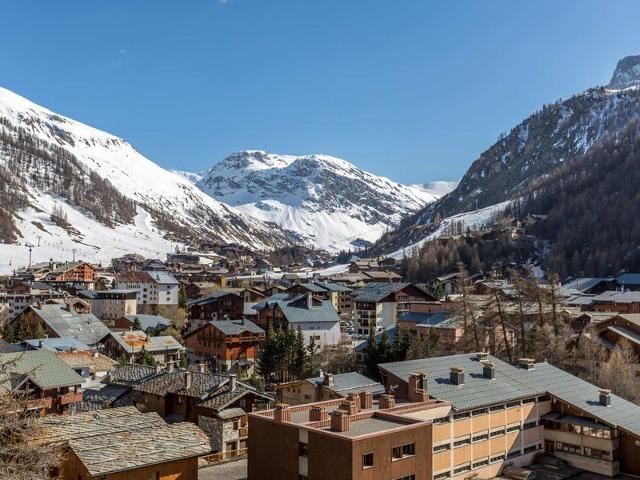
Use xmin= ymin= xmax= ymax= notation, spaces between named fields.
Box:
xmin=79 ymin=289 xmax=138 ymax=322
xmin=114 ymin=271 xmax=179 ymax=306
xmin=249 ymin=353 xmax=640 ymax=479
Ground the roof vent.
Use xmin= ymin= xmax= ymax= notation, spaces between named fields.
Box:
xmin=517 ymin=358 xmax=535 ymax=370
xmin=599 ymin=389 xmax=611 ymax=407
xmin=450 ymin=367 xmax=465 ymax=386
xmin=476 ymin=352 xmax=489 ymax=362
xmin=482 ymin=361 xmax=495 ymax=379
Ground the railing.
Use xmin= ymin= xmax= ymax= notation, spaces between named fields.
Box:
xmin=59 ymin=392 xmax=84 ymax=405
xmin=199 ymin=448 xmax=248 ymax=467
xmin=26 ymin=397 xmax=53 ymax=410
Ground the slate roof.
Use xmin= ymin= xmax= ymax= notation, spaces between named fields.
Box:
xmin=69 ymin=422 xmax=210 ymax=476
xmin=106 ymin=330 xmax=185 ymax=354
xmin=379 ymin=353 xmax=640 ymax=437
xmin=400 ymin=311 xmax=457 ymax=329
xmin=310 ymin=372 xmax=385 ymax=397
xmin=318 ymin=282 xmax=353 ymax=293
xmin=75 ymin=385 xmax=131 ymax=412
xmin=253 ymin=293 xmax=340 ymax=324
xmin=351 ymin=282 xmax=410 ymax=303
xmin=201 ymin=319 xmax=264 ymax=337
xmin=0 ymin=340 xmax=25 ymax=353
xmin=296 ymin=283 xmax=329 ymax=293
xmin=56 ymin=351 xmax=115 ymax=373
xmin=187 ymin=290 xmax=242 ymax=306
xmin=0 ymin=349 xmax=83 ymax=392
xmin=124 ymin=314 xmax=171 ymax=331
xmin=23 ymin=336 xmax=91 ymax=352
xmin=27 ymin=304 xmax=110 ymax=346
xmin=593 ymin=290 xmax=640 ymax=303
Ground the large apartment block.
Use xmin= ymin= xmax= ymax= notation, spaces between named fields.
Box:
xmin=249 ymin=353 xmax=640 ymax=479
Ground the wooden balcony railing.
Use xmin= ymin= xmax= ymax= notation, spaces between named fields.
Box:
xmin=59 ymin=392 xmax=84 ymax=405
xmin=199 ymin=448 xmax=248 ymax=467
xmin=239 ymin=426 xmax=248 ymax=437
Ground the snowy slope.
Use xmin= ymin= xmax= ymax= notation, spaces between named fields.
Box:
xmin=0 ymin=86 xmax=292 ymax=273
xmin=410 ymin=180 xmax=459 ymax=199
xmin=196 ymin=150 xmax=436 ymax=251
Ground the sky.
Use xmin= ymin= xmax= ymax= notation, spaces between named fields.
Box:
xmin=2 ymin=1 xmax=640 ymax=184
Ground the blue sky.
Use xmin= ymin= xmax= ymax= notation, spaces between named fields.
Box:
xmin=2 ymin=1 xmax=640 ymax=184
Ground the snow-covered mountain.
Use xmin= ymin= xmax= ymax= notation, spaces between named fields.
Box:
xmin=0 ymin=87 xmax=292 ymax=272
xmin=375 ymin=55 xmax=640 ymax=254
xmin=410 ymin=180 xmax=459 ymax=199
xmin=196 ymin=151 xmax=436 ymax=251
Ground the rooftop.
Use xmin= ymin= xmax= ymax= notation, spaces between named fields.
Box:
xmin=27 ymin=304 xmax=110 ymax=346
xmin=0 ymin=349 xmax=83 ymax=392
xmin=107 ymin=330 xmax=184 ymax=354
xmin=23 ymin=336 xmax=91 ymax=352
xmin=351 ymin=282 xmax=410 ymax=303
xmin=309 ymin=372 xmax=385 ymax=397
xmin=123 ymin=314 xmax=171 ymax=331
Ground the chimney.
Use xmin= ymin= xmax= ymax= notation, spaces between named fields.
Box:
xmin=185 ymin=371 xmax=192 ymax=390
xmin=476 ymin=352 xmax=489 ymax=362
xmin=274 ymin=403 xmax=291 ymax=423
xmin=450 ymin=367 xmax=465 ymax=386
xmin=360 ymin=391 xmax=373 ymax=410
xmin=229 ymin=373 xmax=237 ymax=392
xmin=379 ymin=393 xmax=395 ymax=409
xmin=167 ymin=361 xmax=175 ymax=373
xmin=409 ymin=372 xmax=426 ymax=400
xmin=340 ymin=400 xmax=357 ymax=416
xmin=517 ymin=358 xmax=535 ymax=370
xmin=307 ymin=292 xmax=313 ymax=309
xmin=323 ymin=373 xmax=334 ymax=387
xmin=309 ymin=406 xmax=329 ymax=422
xmin=482 ymin=361 xmax=496 ymax=379
xmin=198 ymin=362 xmax=206 ymax=374
xmin=412 ymin=389 xmax=428 ymax=403
xmin=330 ymin=410 xmax=350 ymax=432
xmin=346 ymin=393 xmax=361 ymax=413
xmin=599 ymin=389 xmax=612 ymax=407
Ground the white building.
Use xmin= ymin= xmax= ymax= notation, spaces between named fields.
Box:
xmin=114 ymin=271 xmax=179 ymax=306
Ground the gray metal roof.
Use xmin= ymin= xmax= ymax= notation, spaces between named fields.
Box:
xmin=616 ymin=273 xmax=640 ymax=286
xmin=187 ymin=290 xmax=242 ymax=306
xmin=310 ymin=372 xmax=384 ymax=397
xmin=145 ymin=271 xmax=179 ymax=285
xmin=206 ymin=319 xmax=264 ymax=336
xmin=279 ymin=296 xmax=340 ymax=324
xmin=351 ymin=282 xmax=410 ymax=303
xmin=400 ymin=311 xmax=457 ymax=329
xmin=23 ymin=336 xmax=91 ymax=352
xmin=28 ymin=304 xmax=110 ymax=346
xmin=562 ymin=277 xmax=613 ymax=293
xmin=124 ymin=314 xmax=171 ymax=331
xmin=379 ymin=353 xmax=640 ymax=437
xmin=0 ymin=349 xmax=83 ymax=391
xmin=593 ymin=290 xmax=640 ymax=303
xmin=318 ymin=282 xmax=353 ymax=293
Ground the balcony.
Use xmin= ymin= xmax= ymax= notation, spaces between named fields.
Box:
xmin=26 ymin=397 xmax=53 ymax=410
xmin=59 ymin=391 xmax=84 ymax=405
xmin=239 ymin=426 xmax=248 ymax=437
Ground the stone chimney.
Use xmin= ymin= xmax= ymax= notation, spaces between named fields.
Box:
xmin=599 ymin=389 xmax=612 ymax=407
xmin=323 ymin=373 xmax=334 ymax=387
xmin=476 ymin=351 xmax=489 ymax=362
xmin=360 ymin=391 xmax=373 ymax=410
xmin=330 ymin=410 xmax=350 ymax=432
xmin=309 ymin=406 xmax=328 ymax=422
xmin=184 ymin=370 xmax=192 ymax=390
xmin=379 ymin=393 xmax=395 ymax=409
xmin=517 ymin=358 xmax=535 ymax=370
xmin=340 ymin=401 xmax=357 ymax=416
xmin=229 ymin=373 xmax=237 ymax=392
xmin=450 ymin=367 xmax=465 ymax=386
xmin=198 ymin=362 xmax=206 ymax=374
xmin=274 ymin=403 xmax=291 ymax=423
xmin=346 ymin=393 xmax=361 ymax=413
xmin=409 ymin=372 xmax=425 ymax=392
xmin=482 ymin=361 xmax=495 ymax=379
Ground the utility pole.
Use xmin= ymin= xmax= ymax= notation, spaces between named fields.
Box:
xmin=26 ymin=243 xmax=34 ymax=268
xmin=72 ymin=248 xmax=77 ymax=263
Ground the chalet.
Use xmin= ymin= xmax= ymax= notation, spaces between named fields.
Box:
xmin=399 ymin=310 xmax=463 ymax=352
xmin=348 ymin=258 xmax=380 ymax=273
xmin=35 ymin=406 xmax=210 ymax=480
xmin=55 ymin=350 xmax=116 ymax=390
xmin=241 ymin=287 xmax=267 ymax=303
xmin=277 ymin=371 xmax=384 ymax=405
xmin=43 ymin=261 xmax=95 ymax=290
xmin=184 ymin=319 xmax=265 ymax=373
xmin=0 ymin=349 xmax=84 ymax=415
xmin=187 ymin=291 xmax=244 ymax=329
xmin=101 ymin=330 xmax=185 ymax=364
xmin=590 ymin=290 xmax=640 ymax=314
xmin=253 ymin=258 xmax=272 ymax=274
xmin=253 ymin=293 xmax=342 ymax=347
xmin=351 ymin=282 xmax=437 ymax=336
xmin=593 ymin=313 xmax=640 ymax=357
xmin=78 ymin=289 xmax=137 ymax=321
xmin=167 ymin=252 xmax=201 ymax=265
xmin=361 ymin=270 xmax=403 ymax=283
xmin=108 ymin=364 xmax=273 ymax=455
xmin=111 ymin=253 xmax=146 ymax=272
xmin=287 ymin=282 xmax=353 ymax=319
xmin=183 ymin=281 xmax=223 ymax=300
xmin=113 ymin=313 xmax=171 ymax=333
xmin=113 ymin=271 xmax=179 ymax=306
xmin=17 ymin=303 xmax=110 ymax=347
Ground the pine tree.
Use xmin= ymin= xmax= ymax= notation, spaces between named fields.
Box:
xmin=136 ymin=346 xmax=156 ymax=366
xmin=118 ymin=353 xmax=127 ymax=367
xmin=364 ymin=328 xmax=379 ymax=378
xmin=292 ymin=327 xmax=306 ymax=379
xmin=132 ymin=317 xmax=143 ymax=331
xmin=32 ymin=322 xmax=45 ymax=340
xmin=2 ymin=323 xmax=15 ymax=343
xmin=257 ymin=324 xmax=277 ymax=379
xmin=16 ymin=319 xmax=32 ymax=342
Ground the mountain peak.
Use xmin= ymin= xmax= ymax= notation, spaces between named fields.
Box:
xmin=608 ymin=55 xmax=640 ymax=90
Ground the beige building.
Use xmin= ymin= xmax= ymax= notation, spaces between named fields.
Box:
xmin=81 ymin=289 xmax=137 ymax=322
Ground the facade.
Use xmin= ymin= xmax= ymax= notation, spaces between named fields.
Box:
xmin=114 ymin=271 xmax=179 ymax=306
xmin=187 ymin=291 xmax=244 ymax=329
xmin=55 ymin=350 xmax=116 ymax=390
xmin=113 ymin=313 xmax=171 ymax=333
xmin=254 ymin=293 xmax=343 ymax=347
xmin=80 ymin=289 xmax=137 ymax=321
xmin=351 ymin=283 xmax=436 ymax=336
xmin=277 ymin=372 xmax=385 ymax=405
xmin=183 ymin=319 xmax=265 ymax=373
xmin=251 ymin=353 xmax=640 ymax=480
xmin=43 ymin=261 xmax=96 ymax=289
xmin=0 ymin=284 xmax=66 ymax=319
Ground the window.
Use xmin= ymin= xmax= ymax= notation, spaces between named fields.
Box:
xmin=453 ymin=412 xmax=470 ymax=420
xmin=472 ymin=408 xmax=488 ymax=416
xmin=524 ymin=444 xmax=539 ymax=454
xmin=392 ymin=443 xmax=415 ymax=459
xmin=506 ymin=401 xmax=520 ymax=408
xmin=453 ymin=464 xmax=471 ymax=475
xmin=523 ymin=421 xmax=537 ymax=430
xmin=453 ymin=437 xmax=471 ymax=447
xmin=490 ymin=453 xmax=505 ymax=463
xmin=522 ymin=397 xmax=536 ymax=404
xmin=490 ymin=404 xmax=505 ymax=411
xmin=506 ymin=424 xmax=520 ymax=433
xmin=362 ymin=452 xmax=374 ymax=468
xmin=394 ymin=476 xmax=415 ymax=480
xmin=490 ymin=428 xmax=506 ymax=438
xmin=506 ymin=449 xmax=521 ymax=459
xmin=556 ymin=441 xmax=581 ymax=455
xmin=473 ymin=432 xmax=489 ymax=442
xmin=434 ymin=472 xmax=451 ymax=480
xmin=433 ymin=443 xmax=451 ymax=453
xmin=298 ymin=442 xmax=309 ymax=457
xmin=473 ymin=459 xmax=489 ymax=469
xmin=538 ymin=395 xmax=550 ymax=402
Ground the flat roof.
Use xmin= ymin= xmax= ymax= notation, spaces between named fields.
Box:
xmin=319 ymin=416 xmax=409 ymax=438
